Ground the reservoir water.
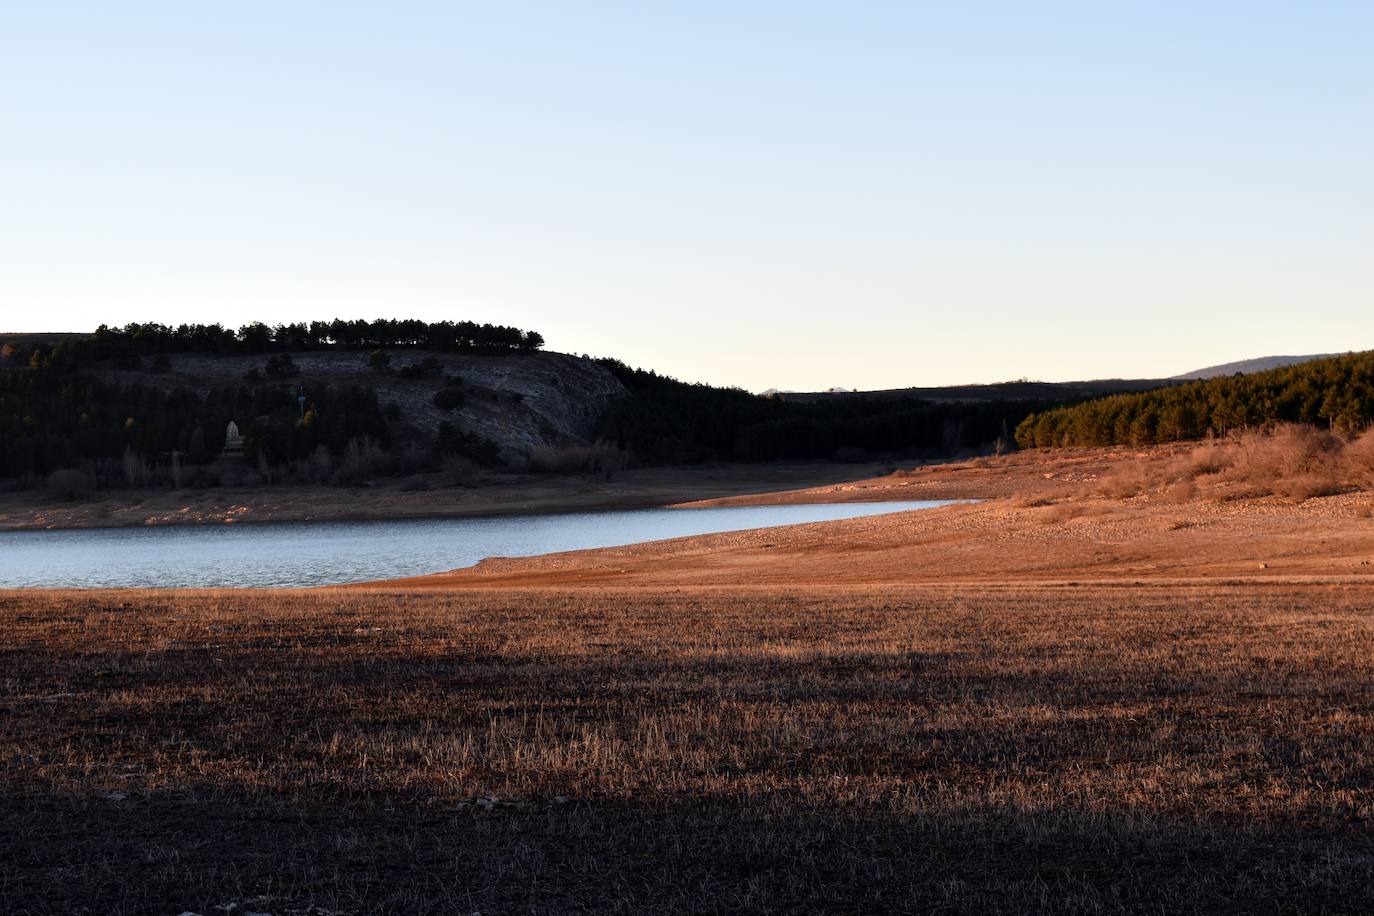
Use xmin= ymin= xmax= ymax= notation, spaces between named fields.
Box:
xmin=0 ymin=500 xmax=956 ymax=589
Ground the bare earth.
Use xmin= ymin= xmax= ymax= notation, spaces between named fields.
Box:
xmin=379 ymin=446 xmax=1374 ymax=589
xmin=5 ymin=445 xmax=1374 ymax=913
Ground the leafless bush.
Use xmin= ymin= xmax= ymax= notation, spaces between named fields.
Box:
xmin=121 ymin=448 xmax=150 ymax=488
xmin=1154 ymin=444 xmax=1232 ymax=486
xmin=832 ymin=446 xmax=869 ymax=463
xmin=529 ymin=440 xmax=628 ymax=480
xmin=286 ymin=448 xmax=334 ymax=485
xmin=1343 ymin=429 xmax=1374 ymax=487
xmin=398 ymin=475 xmax=431 ymax=492
xmin=1035 ymin=502 xmax=1086 ymax=524
xmin=332 ymin=437 xmax=390 ymax=486
xmin=1232 ymin=424 xmax=1339 ymax=478
xmin=1162 ymin=479 xmax=1198 ymax=503
xmin=1274 ymin=474 xmax=1344 ymax=501
xmin=1096 ymin=464 xmax=1150 ymax=499
xmin=1221 ymin=425 xmax=1342 ymax=500
xmin=46 ymin=468 xmax=93 ymax=501
xmin=1010 ymin=492 xmax=1058 ymax=508
xmin=256 ymin=451 xmax=277 ymax=486
xmin=217 ymin=465 xmax=263 ymax=488
xmin=441 ymin=454 xmax=479 ymax=487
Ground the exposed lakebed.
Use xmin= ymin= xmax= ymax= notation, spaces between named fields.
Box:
xmin=0 ymin=500 xmax=958 ymax=588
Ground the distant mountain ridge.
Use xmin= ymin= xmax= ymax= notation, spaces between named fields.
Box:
xmin=765 ymin=377 xmax=1178 ymax=403
xmin=1173 ymin=354 xmax=1340 ymax=380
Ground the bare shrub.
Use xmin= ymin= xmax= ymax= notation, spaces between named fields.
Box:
xmin=47 ymin=468 xmax=93 ymax=501
xmin=310 ymin=445 xmax=333 ymax=483
xmin=832 ymin=446 xmax=869 ymax=463
xmin=529 ymin=440 xmax=628 ymax=480
xmin=1342 ymin=429 xmax=1374 ymax=487
xmin=332 ymin=437 xmax=390 ymax=486
xmin=1221 ymin=425 xmax=1342 ymax=500
xmin=1233 ymin=424 xmax=1340 ymax=479
xmin=121 ymin=448 xmax=150 ymax=488
xmin=1185 ymin=445 xmax=1233 ymax=477
xmin=1037 ymin=503 xmax=1085 ymax=524
xmin=1274 ymin=474 xmax=1344 ymax=501
xmin=1096 ymin=464 xmax=1150 ymax=499
xmin=217 ymin=465 xmax=263 ymax=488
xmin=441 ymin=454 xmax=479 ymax=487
xmin=1162 ymin=479 xmax=1198 ymax=504
xmin=256 ymin=451 xmax=277 ymax=486
xmin=528 ymin=444 xmax=581 ymax=474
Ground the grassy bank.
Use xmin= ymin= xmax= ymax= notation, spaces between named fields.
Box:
xmin=4 ymin=584 xmax=1373 ymax=913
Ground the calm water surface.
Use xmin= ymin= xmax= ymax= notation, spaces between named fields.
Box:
xmin=0 ymin=500 xmax=956 ymax=589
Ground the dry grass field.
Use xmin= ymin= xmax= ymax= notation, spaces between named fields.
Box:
xmin=6 ymin=431 xmax=1374 ymax=913
xmin=4 ymin=583 xmax=1374 ymax=913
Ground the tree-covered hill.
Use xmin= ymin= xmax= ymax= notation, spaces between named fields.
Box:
xmin=1016 ymin=351 xmax=1373 ymax=449
xmin=13 ymin=318 xmax=1361 ymax=493
xmin=0 ymin=319 xmax=602 ymax=490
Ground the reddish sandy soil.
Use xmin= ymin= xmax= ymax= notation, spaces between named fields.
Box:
xmin=371 ymin=447 xmax=1374 ymax=589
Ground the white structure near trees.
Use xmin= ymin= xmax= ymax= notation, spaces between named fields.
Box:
xmin=222 ymin=421 xmax=244 ymax=457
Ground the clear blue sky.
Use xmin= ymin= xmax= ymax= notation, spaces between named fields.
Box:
xmin=3 ymin=2 xmax=1371 ymax=390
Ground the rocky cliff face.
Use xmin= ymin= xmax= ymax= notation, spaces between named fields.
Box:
xmin=108 ymin=350 xmax=627 ymax=464
xmin=383 ymin=351 xmax=628 ymax=462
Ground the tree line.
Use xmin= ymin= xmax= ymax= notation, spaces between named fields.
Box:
xmin=1015 ymin=351 xmax=1374 ymax=448
xmin=0 ymin=369 xmax=398 ymax=487
xmin=4 ymin=318 xmax=543 ymax=370
xmin=594 ymin=359 xmax=1039 ymax=463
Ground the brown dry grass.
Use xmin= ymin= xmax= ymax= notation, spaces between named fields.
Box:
xmin=1087 ymin=425 xmax=1374 ymax=504
xmin=4 ymin=584 xmax=1374 ymax=913
xmin=7 ymin=439 xmax=1374 ymax=912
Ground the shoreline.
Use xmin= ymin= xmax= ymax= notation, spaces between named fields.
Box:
xmin=357 ymin=445 xmax=1374 ymax=590
xmin=0 ymin=460 xmax=903 ymax=532
xmin=9 ymin=444 xmax=1373 ymax=592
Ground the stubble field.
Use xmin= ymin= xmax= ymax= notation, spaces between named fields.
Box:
xmin=3 ymin=582 xmax=1373 ymax=913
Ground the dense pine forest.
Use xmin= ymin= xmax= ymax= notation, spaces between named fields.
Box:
xmin=1015 ymin=351 xmax=1374 ymax=448
xmin=0 ymin=371 xmax=395 ymax=489
xmin=593 ymin=359 xmax=1041 ymax=463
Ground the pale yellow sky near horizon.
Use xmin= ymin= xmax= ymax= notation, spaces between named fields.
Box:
xmin=3 ymin=3 xmax=1370 ymax=391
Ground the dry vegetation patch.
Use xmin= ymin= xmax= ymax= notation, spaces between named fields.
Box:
xmin=1087 ymin=425 xmax=1374 ymax=505
xmin=3 ymin=585 xmax=1374 ymax=913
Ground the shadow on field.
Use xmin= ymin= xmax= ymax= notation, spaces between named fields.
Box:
xmin=8 ymin=586 xmax=1374 ymax=913
xmin=3 ymin=792 xmax=1372 ymax=915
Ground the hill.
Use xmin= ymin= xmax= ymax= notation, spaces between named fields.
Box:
xmin=18 ymin=320 xmax=1356 ymax=493
xmin=1016 ymin=350 xmax=1374 ymax=448
xmin=0 ymin=321 xmax=632 ymax=489
xmin=1172 ymin=353 xmax=1340 ymax=380
xmin=773 ymin=377 xmax=1180 ymax=403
